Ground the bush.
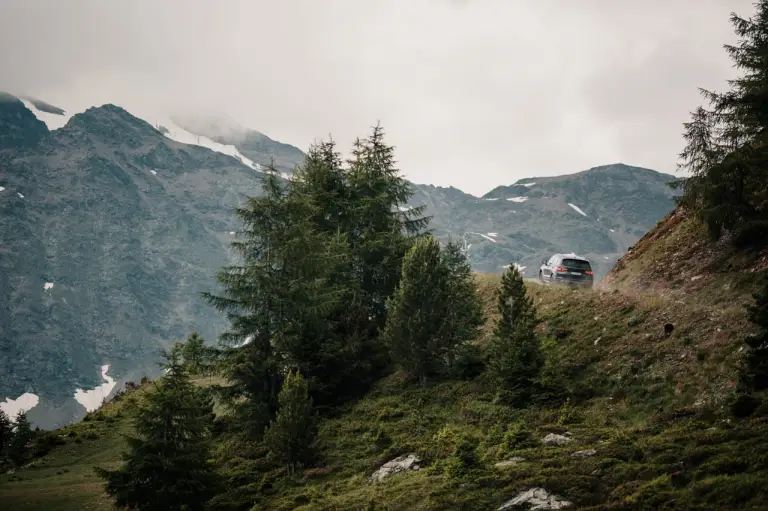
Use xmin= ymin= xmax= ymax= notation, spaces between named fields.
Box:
xmin=732 ymin=220 xmax=768 ymax=250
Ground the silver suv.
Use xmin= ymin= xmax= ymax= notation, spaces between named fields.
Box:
xmin=538 ymin=253 xmax=594 ymax=288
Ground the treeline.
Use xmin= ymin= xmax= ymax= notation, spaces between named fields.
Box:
xmin=677 ymin=0 xmax=768 ymax=247
xmin=94 ymin=125 xmax=555 ymax=510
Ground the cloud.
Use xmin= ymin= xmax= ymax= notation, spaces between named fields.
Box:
xmin=0 ymin=0 xmax=755 ymax=195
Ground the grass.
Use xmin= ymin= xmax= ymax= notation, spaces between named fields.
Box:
xmin=2 ymin=235 xmax=767 ymax=509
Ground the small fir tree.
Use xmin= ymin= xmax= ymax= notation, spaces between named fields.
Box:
xmin=264 ymin=369 xmax=316 ymax=475
xmin=95 ymin=351 xmax=219 ymax=511
xmin=383 ymin=236 xmax=451 ymax=385
xmin=6 ymin=412 xmax=33 ymax=467
xmin=0 ymin=409 xmax=12 ymax=464
xmin=488 ymin=265 xmax=543 ymax=406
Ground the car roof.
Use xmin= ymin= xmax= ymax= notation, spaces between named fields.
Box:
xmin=553 ymin=253 xmax=590 ymax=262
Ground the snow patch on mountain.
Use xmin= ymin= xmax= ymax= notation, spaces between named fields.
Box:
xmin=74 ymin=365 xmax=116 ymax=412
xmin=507 ymin=197 xmax=528 ymax=203
xmin=0 ymin=393 xmax=40 ymax=421
xmin=43 ymin=282 xmax=54 ymax=290
xmin=568 ymin=203 xmax=587 ymax=216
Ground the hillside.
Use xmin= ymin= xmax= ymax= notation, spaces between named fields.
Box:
xmin=1 ymin=249 xmax=765 ymax=509
xmin=0 ymin=93 xmax=268 ymax=428
xmin=0 ymin=94 xmax=680 ymax=432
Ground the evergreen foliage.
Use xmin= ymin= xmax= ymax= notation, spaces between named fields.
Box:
xmin=6 ymin=412 xmax=33 ymax=467
xmin=382 ymin=236 xmax=483 ymax=384
xmin=264 ymin=369 xmax=317 ymax=475
xmin=0 ymin=409 xmax=11 ymax=464
xmin=178 ymin=331 xmax=211 ymax=376
xmin=488 ymin=265 xmax=543 ymax=405
xmin=733 ymin=279 xmax=768 ymax=417
xmin=95 ymin=351 xmax=218 ymax=511
xmin=203 ymin=125 xmax=429 ymax=433
xmin=678 ymin=1 xmax=768 ymax=241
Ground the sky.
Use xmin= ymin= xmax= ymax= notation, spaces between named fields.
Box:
xmin=0 ymin=0 xmax=755 ymax=196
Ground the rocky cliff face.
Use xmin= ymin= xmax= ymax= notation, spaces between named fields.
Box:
xmin=0 ymin=96 xmax=266 ymax=428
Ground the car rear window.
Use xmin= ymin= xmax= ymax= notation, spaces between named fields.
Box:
xmin=562 ymin=258 xmax=591 ymax=270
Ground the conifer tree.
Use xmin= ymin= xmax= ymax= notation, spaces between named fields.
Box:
xmin=488 ymin=265 xmax=542 ymax=406
xmin=0 ymin=409 xmax=11 ymax=464
xmin=264 ymin=369 xmax=316 ymax=475
xmin=439 ymin=239 xmax=485 ymax=370
xmin=96 ymin=351 xmax=218 ymax=511
xmin=346 ymin=124 xmax=430 ymax=330
xmin=383 ymin=236 xmax=452 ymax=385
xmin=203 ymin=163 xmax=346 ymax=435
xmin=6 ymin=412 xmax=33 ymax=467
xmin=739 ymin=281 xmax=768 ymax=393
xmin=180 ymin=331 xmax=208 ymax=376
xmin=678 ymin=1 xmax=768 ymax=239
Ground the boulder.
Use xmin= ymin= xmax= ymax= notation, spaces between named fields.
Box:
xmin=369 ymin=454 xmax=421 ymax=483
xmin=498 ymin=487 xmax=573 ymax=510
xmin=541 ymin=433 xmax=573 ymax=446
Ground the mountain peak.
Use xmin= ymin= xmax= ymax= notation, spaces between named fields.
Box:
xmin=0 ymin=91 xmax=48 ymax=149
xmin=60 ymin=104 xmax=162 ymax=142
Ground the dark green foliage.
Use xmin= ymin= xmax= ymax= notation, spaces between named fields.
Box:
xmin=6 ymin=412 xmax=33 ymax=467
xmin=383 ymin=236 xmax=482 ymax=384
xmin=95 ymin=351 xmax=218 ymax=511
xmin=678 ymin=1 xmax=768 ymax=239
xmin=177 ymin=331 xmax=213 ymax=376
xmin=488 ymin=265 xmax=543 ymax=405
xmin=204 ymin=126 xmax=429 ymax=432
xmin=264 ymin=369 xmax=317 ymax=475
xmin=733 ymin=280 xmax=768 ymax=417
xmin=0 ymin=409 xmax=11 ymax=464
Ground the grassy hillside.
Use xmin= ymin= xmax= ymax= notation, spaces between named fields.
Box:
xmin=3 ymin=244 xmax=766 ymax=510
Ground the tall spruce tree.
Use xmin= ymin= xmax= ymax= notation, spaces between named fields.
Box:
xmin=678 ymin=1 xmax=768 ymax=239
xmin=488 ymin=265 xmax=542 ymax=406
xmin=264 ymin=369 xmax=316 ymax=475
xmin=96 ymin=351 xmax=218 ymax=511
xmin=203 ymin=164 xmax=347 ymax=434
xmin=346 ymin=124 xmax=430 ymax=331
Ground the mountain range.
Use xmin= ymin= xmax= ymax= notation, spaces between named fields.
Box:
xmin=0 ymin=92 xmax=679 ymax=428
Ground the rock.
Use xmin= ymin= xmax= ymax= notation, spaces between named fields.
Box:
xmin=369 ymin=454 xmax=421 ymax=482
xmin=498 ymin=487 xmax=573 ymax=510
xmin=593 ymin=337 xmax=601 ymax=346
xmin=495 ymin=456 xmax=526 ymax=468
xmin=570 ymin=448 xmax=597 ymax=458
xmin=541 ymin=433 xmax=573 ymax=446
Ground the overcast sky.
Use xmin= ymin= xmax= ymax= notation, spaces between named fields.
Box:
xmin=0 ymin=0 xmax=754 ymax=195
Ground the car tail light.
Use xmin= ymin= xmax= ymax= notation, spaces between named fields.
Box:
xmin=555 ymin=266 xmax=567 ymax=272
xmin=585 ymin=270 xmax=594 ymax=275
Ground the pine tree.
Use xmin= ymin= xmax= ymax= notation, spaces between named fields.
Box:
xmin=739 ymin=281 xmax=768 ymax=393
xmin=180 ymin=331 xmax=208 ymax=376
xmin=346 ymin=124 xmax=430 ymax=331
xmin=95 ymin=351 xmax=218 ymax=511
xmin=439 ymin=239 xmax=485 ymax=371
xmin=678 ymin=1 xmax=768 ymax=240
xmin=488 ymin=265 xmax=543 ymax=406
xmin=203 ymin=163 xmax=345 ymax=435
xmin=383 ymin=236 xmax=453 ymax=385
xmin=7 ymin=412 xmax=33 ymax=467
xmin=0 ymin=409 xmax=14 ymax=465
xmin=264 ymin=369 xmax=316 ymax=475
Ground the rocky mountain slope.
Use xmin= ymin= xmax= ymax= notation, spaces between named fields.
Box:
xmin=0 ymin=94 xmax=268 ymax=428
xmin=0 ymin=93 xmax=679 ymax=429
xmin=408 ymin=164 xmax=680 ymax=278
